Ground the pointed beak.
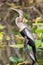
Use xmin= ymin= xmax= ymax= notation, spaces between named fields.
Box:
xmin=10 ymin=8 xmax=23 ymax=18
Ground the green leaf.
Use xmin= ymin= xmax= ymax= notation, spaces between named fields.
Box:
xmin=36 ymin=28 xmax=43 ymax=34
xmin=33 ymin=23 xmax=43 ymax=26
xmin=9 ymin=57 xmax=23 ymax=63
xmin=17 ymin=58 xmax=23 ymax=63
xmin=0 ymin=25 xmax=5 ymax=30
xmin=39 ymin=43 xmax=43 ymax=49
xmin=35 ymin=40 xmax=42 ymax=48
xmin=9 ymin=44 xmax=24 ymax=48
xmin=9 ymin=57 xmax=17 ymax=63
xmin=36 ymin=48 xmax=41 ymax=52
xmin=27 ymin=45 xmax=32 ymax=50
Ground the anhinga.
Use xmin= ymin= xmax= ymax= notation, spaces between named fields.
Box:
xmin=13 ymin=9 xmax=38 ymax=65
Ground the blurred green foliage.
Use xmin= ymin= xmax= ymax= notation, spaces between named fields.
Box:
xmin=0 ymin=1 xmax=43 ymax=65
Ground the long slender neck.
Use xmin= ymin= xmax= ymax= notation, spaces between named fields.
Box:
xmin=15 ymin=17 xmax=22 ymax=23
xmin=14 ymin=9 xmax=23 ymax=22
